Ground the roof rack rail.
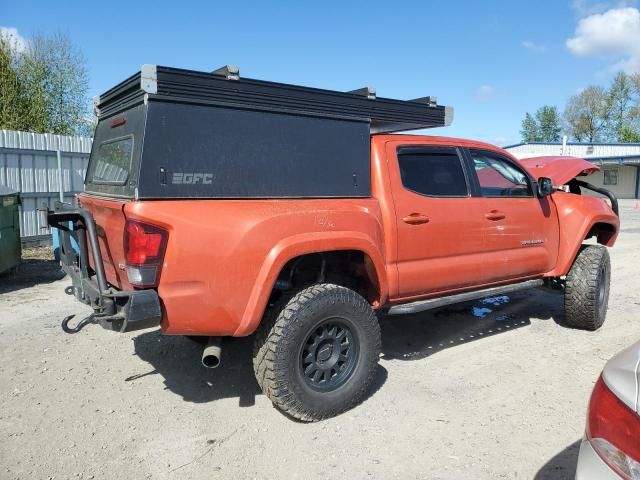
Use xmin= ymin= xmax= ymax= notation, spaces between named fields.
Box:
xmin=348 ymin=86 xmax=376 ymax=100
xmin=211 ymin=64 xmax=240 ymax=81
xmin=94 ymin=64 xmax=453 ymax=133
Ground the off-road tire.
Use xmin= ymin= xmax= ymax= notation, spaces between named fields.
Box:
xmin=564 ymin=245 xmax=611 ymax=331
xmin=253 ymin=283 xmax=381 ymax=421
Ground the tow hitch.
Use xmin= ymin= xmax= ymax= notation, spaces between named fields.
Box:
xmin=59 ymin=284 xmax=129 ymax=334
xmin=47 ymin=201 xmax=162 ymax=334
xmin=61 ymin=314 xmax=98 ymax=334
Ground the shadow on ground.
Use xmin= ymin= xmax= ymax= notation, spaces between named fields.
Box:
xmin=130 ymin=330 xmax=388 ymax=411
xmin=129 ymin=287 xmax=564 ymax=411
xmin=0 ymin=258 xmax=65 ymax=294
xmin=534 ymin=440 xmax=581 ymax=480
xmin=380 ymin=287 xmax=565 ymax=361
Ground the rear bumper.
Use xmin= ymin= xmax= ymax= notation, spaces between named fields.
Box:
xmin=575 ymin=438 xmax=619 ymax=480
xmin=48 ymin=201 xmax=161 ymax=333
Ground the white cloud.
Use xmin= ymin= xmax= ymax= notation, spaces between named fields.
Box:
xmin=0 ymin=26 xmax=27 ymax=52
xmin=566 ymin=7 xmax=640 ymax=73
xmin=475 ymin=85 xmax=495 ymax=102
xmin=522 ymin=40 xmax=546 ymax=53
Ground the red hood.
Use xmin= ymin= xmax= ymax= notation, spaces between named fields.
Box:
xmin=519 ymin=156 xmax=599 ymax=185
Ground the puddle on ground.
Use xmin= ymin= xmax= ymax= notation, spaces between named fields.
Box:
xmin=472 ymin=307 xmax=493 ymax=318
xmin=471 ymin=296 xmax=512 ymax=319
xmin=480 ymin=295 xmax=511 ymax=306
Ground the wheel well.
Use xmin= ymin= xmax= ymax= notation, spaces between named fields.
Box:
xmin=271 ymin=250 xmax=381 ymax=306
xmin=585 ymin=222 xmax=616 ymax=245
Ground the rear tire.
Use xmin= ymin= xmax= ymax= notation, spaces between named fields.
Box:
xmin=564 ymin=245 xmax=611 ymax=331
xmin=253 ymin=283 xmax=381 ymax=422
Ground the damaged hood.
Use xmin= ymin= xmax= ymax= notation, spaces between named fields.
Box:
xmin=519 ymin=156 xmax=599 ymax=185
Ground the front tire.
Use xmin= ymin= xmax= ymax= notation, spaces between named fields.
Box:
xmin=253 ymin=283 xmax=381 ymax=421
xmin=564 ymin=245 xmax=611 ymax=330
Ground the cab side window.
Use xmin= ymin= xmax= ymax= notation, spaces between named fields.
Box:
xmin=470 ymin=151 xmax=533 ymax=197
xmin=397 ymin=148 xmax=468 ymax=197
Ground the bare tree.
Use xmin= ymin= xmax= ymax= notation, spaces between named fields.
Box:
xmin=27 ymin=32 xmax=90 ymax=135
xmin=564 ymin=86 xmax=610 ymax=142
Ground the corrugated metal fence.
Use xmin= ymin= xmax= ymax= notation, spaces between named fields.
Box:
xmin=0 ymin=129 xmax=92 ymax=239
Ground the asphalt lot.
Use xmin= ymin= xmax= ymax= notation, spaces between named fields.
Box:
xmin=1 ymin=200 xmax=639 ymax=480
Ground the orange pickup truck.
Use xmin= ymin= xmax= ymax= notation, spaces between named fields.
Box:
xmin=48 ymin=65 xmax=619 ymax=421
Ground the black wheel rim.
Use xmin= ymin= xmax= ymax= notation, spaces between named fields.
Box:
xmin=300 ymin=319 xmax=359 ymax=392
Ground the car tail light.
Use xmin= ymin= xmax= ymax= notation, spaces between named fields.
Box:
xmin=587 ymin=376 xmax=640 ymax=479
xmin=124 ymin=220 xmax=168 ymax=287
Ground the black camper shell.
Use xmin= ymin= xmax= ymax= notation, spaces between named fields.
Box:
xmin=86 ymin=65 xmax=453 ymax=199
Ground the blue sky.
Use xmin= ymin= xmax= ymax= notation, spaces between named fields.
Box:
xmin=2 ymin=0 xmax=639 ymax=145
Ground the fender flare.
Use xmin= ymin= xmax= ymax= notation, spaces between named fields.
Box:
xmin=548 ymin=215 xmax=619 ymax=277
xmin=233 ymin=231 xmax=388 ymax=336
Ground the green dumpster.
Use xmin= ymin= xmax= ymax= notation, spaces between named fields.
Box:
xmin=0 ymin=186 xmax=21 ymax=274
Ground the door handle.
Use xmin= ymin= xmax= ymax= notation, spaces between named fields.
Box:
xmin=485 ymin=210 xmax=506 ymax=221
xmin=402 ymin=213 xmax=430 ymax=225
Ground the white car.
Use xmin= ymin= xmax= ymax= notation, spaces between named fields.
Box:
xmin=576 ymin=340 xmax=640 ymax=479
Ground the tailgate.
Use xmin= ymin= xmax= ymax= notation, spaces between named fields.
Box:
xmin=78 ymin=194 xmax=130 ymax=289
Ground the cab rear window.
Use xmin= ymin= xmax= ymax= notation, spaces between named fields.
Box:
xmin=92 ymin=136 xmax=133 ymax=184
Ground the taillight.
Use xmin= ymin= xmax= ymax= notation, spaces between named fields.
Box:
xmin=587 ymin=376 xmax=640 ymax=479
xmin=124 ymin=220 xmax=168 ymax=287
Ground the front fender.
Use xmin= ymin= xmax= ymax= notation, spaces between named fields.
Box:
xmin=233 ymin=231 xmax=388 ymax=336
xmin=547 ymin=191 xmax=619 ymax=277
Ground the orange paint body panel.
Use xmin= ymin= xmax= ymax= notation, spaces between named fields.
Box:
xmin=547 ymin=192 xmax=619 ymax=277
xmin=77 ymin=134 xmax=619 ymax=338
xmin=81 ymin=195 xmax=387 ymax=336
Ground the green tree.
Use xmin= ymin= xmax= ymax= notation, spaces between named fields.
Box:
xmin=0 ymin=38 xmax=23 ymax=130
xmin=15 ymin=43 xmax=48 ymax=133
xmin=520 ymin=112 xmax=541 ymax=142
xmin=619 ymin=126 xmax=640 ymax=142
xmin=535 ymin=105 xmax=562 ymax=142
xmin=606 ymin=72 xmax=637 ymax=142
xmin=0 ymin=31 xmax=91 ymax=135
xmin=520 ymin=106 xmax=562 ymax=142
xmin=624 ymin=72 xmax=640 ymax=141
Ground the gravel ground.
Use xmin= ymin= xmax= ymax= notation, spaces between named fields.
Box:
xmin=1 ymin=200 xmax=639 ymax=480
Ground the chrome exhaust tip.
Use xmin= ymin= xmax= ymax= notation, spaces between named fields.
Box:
xmin=202 ymin=337 xmax=222 ymax=368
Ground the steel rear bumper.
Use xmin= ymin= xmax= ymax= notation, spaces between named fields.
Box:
xmin=47 ymin=201 xmax=161 ymax=333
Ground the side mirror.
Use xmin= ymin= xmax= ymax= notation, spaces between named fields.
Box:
xmin=537 ymin=177 xmax=554 ymax=197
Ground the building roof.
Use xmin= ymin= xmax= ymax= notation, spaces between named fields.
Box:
xmin=503 ymin=141 xmax=640 ymax=149
xmin=504 ymin=140 xmax=640 ymax=165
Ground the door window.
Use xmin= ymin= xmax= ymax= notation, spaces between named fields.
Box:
xmin=471 ymin=151 xmax=533 ymax=197
xmin=397 ymin=148 xmax=468 ymax=197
